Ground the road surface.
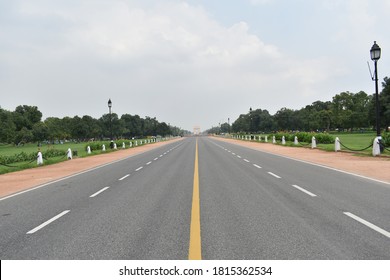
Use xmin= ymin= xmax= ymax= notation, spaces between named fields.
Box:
xmin=0 ymin=137 xmax=389 ymax=259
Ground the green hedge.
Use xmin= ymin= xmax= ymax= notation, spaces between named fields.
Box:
xmin=382 ymin=132 xmax=390 ymax=146
xmin=0 ymin=149 xmax=65 ymax=164
xmin=269 ymin=132 xmax=335 ymax=144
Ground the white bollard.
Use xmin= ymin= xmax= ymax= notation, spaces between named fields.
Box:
xmin=294 ymin=136 xmax=298 ymax=145
xmin=114 ymin=143 xmax=117 ymax=150
xmin=129 ymin=142 xmax=132 ymax=147
xmin=122 ymin=142 xmax=125 ymax=149
xmin=272 ymin=136 xmax=276 ymax=144
xmin=67 ymin=148 xmax=72 ymax=159
xmin=102 ymin=144 xmax=106 ymax=151
xmin=37 ymin=151 xmax=43 ymax=165
xmin=372 ymin=137 xmax=381 ymax=156
xmin=335 ymin=137 xmax=341 ymax=152
xmin=135 ymin=141 xmax=138 ymax=146
xmin=259 ymin=136 xmax=262 ymax=142
xmin=311 ymin=137 xmax=316 ymax=149
xmin=87 ymin=146 xmax=91 ymax=154
xmin=265 ymin=136 xmax=268 ymax=142
xmin=282 ymin=136 xmax=286 ymax=145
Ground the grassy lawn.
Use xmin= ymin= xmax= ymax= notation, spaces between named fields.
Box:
xmin=316 ymin=133 xmax=377 ymax=153
xmin=0 ymin=139 xmax=154 ymax=174
xmin=0 ymin=142 xmax=87 ymax=157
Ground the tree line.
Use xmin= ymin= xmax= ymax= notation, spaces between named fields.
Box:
xmin=0 ymin=106 xmax=189 ymax=145
xmin=209 ymin=77 xmax=390 ymax=134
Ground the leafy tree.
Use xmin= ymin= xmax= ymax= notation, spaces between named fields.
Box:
xmin=99 ymin=113 xmax=120 ymax=139
xmin=220 ymin=122 xmax=231 ymax=134
xmin=252 ymin=109 xmax=275 ymax=132
xmin=82 ymin=115 xmax=102 ymax=139
xmin=13 ymin=105 xmax=42 ymax=130
xmin=14 ymin=127 xmax=34 ymax=145
xmin=380 ymin=77 xmax=390 ymax=130
xmin=44 ymin=117 xmax=68 ymax=141
xmin=32 ymin=122 xmax=49 ymax=142
xmin=232 ymin=114 xmax=249 ymax=133
xmin=120 ymin=114 xmax=143 ymax=138
xmin=332 ymin=91 xmax=370 ymax=130
xmin=0 ymin=108 xmax=16 ymax=143
xmin=156 ymin=122 xmax=171 ymax=136
xmin=274 ymin=108 xmax=298 ymax=131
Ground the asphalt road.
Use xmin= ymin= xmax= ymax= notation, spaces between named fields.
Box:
xmin=0 ymin=136 xmax=389 ymax=259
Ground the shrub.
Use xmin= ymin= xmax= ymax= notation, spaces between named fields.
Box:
xmin=314 ymin=133 xmax=335 ymax=144
xmin=43 ymin=149 xmax=66 ymax=158
xmin=0 ymin=148 xmax=66 ymax=165
xmin=382 ymin=132 xmax=390 ymax=147
xmin=268 ymin=132 xmax=335 ymax=144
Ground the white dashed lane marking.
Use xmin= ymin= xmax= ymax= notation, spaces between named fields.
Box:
xmin=267 ymin=172 xmax=281 ymax=179
xmin=291 ymin=185 xmax=317 ymax=197
xmin=27 ymin=210 xmax=70 ymax=234
xmin=90 ymin=187 xmax=110 ymax=198
xmin=119 ymin=174 xmax=130 ymax=181
xmin=344 ymin=212 xmax=390 ymax=239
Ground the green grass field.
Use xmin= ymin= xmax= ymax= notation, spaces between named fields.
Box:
xmin=0 ymin=139 xmax=154 ymax=174
xmin=319 ymin=133 xmax=378 ymax=152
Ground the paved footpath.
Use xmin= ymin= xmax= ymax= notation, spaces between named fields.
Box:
xmin=0 ymin=138 xmax=184 ymax=199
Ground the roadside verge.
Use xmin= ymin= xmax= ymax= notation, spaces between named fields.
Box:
xmin=211 ymin=136 xmax=390 ymax=184
xmin=0 ymin=138 xmax=184 ymax=199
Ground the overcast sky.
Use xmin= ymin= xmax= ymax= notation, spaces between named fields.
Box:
xmin=1 ymin=0 xmax=389 ymax=131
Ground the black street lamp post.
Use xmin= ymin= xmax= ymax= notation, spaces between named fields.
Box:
xmin=370 ymin=41 xmax=381 ymax=137
xmin=249 ymin=107 xmax=252 ymax=135
xmin=108 ymin=99 xmax=113 ymax=141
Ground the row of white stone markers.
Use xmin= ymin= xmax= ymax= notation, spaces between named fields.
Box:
xmin=232 ymin=135 xmax=383 ymax=157
xmin=37 ymin=138 xmax=162 ymax=165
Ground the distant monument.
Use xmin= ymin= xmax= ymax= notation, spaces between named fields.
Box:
xmin=193 ymin=125 xmax=201 ymax=135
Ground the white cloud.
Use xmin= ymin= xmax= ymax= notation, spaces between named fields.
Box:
xmin=0 ymin=0 xmax=356 ymax=130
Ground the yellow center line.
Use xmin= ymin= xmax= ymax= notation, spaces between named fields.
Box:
xmin=189 ymin=138 xmax=202 ymax=260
